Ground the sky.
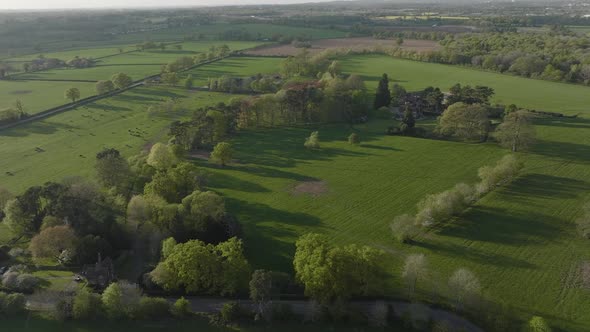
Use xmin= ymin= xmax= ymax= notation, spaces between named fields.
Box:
xmin=0 ymin=0 xmax=339 ymax=10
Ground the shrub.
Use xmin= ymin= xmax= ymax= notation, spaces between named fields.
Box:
xmin=72 ymin=288 xmax=103 ymax=320
xmin=415 ymin=185 xmax=471 ymax=226
xmin=171 ymin=297 xmax=191 ymax=318
xmin=476 ymin=155 xmax=523 ymax=196
xmin=527 ymin=316 xmax=552 ymax=332
xmin=137 ymin=297 xmax=170 ymax=320
xmin=390 ymin=214 xmax=418 ymax=243
xmin=304 ymin=131 xmax=320 ymax=149
xmin=348 ymin=133 xmax=360 ymax=145
xmin=0 ymin=292 xmax=26 ymax=316
xmin=219 ymin=302 xmax=251 ymax=324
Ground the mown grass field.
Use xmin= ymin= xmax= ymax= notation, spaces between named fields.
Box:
xmin=0 ymin=87 xmax=230 ymax=192
xmin=1 ymin=51 xmax=590 ymax=331
xmin=0 ymin=80 xmax=96 ymax=114
xmin=341 ymin=55 xmax=590 ymax=116
xmin=184 ymin=57 xmax=285 ymax=85
xmin=5 ymin=44 xmax=138 ymax=62
xmin=15 ymin=64 xmax=164 ymax=82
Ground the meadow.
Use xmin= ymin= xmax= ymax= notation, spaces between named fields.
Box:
xmin=1 ymin=48 xmax=590 ymax=331
xmin=183 ymin=57 xmax=285 ymax=85
xmin=0 ymin=80 xmax=96 ymax=114
xmin=340 ymin=55 xmax=590 ymax=116
xmin=0 ymin=87 xmax=230 ymax=193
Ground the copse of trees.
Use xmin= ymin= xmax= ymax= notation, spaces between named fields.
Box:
xmin=293 ymin=233 xmax=385 ymax=304
xmin=150 ymin=237 xmax=250 ymax=295
xmin=67 ymin=56 xmax=95 ymax=69
xmin=436 ymin=103 xmax=490 ymax=142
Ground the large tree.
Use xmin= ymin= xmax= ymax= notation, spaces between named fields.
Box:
xmin=210 ymin=142 xmax=233 ymax=166
xmin=95 ymin=148 xmax=131 ymax=191
xmin=494 ymin=110 xmax=536 ymax=152
xmin=373 ymin=74 xmax=391 ymax=109
xmin=111 ymin=73 xmax=133 ymax=89
xmin=96 ymin=80 xmax=115 ymax=95
xmin=29 ymin=226 xmax=78 ymax=264
xmin=437 ymin=102 xmax=490 ymax=141
xmin=150 ymin=237 xmax=250 ymax=295
xmin=147 ymin=143 xmax=178 ymax=170
xmin=64 ymin=87 xmax=80 ymax=103
xmin=293 ymin=233 xmax=384 ymax=304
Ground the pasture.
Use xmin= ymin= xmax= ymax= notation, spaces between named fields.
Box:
xmin=183 ymin=57 xmax=285 ymax=85
xmin=14 ymin=64 xmax=164 ymax=82
xmin=242 ymin=37 xmax=440 ymax=56
xmin=0 ymin=80 xmax=96 ymax=114
xmin=340 ymin=54 xmax=590 ymax=115
xmin=0 ymin=87 xmax=230 ymax=192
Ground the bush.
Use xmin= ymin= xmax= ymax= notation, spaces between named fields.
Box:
xmin=2 ymin=272 xmax=41 ymax=293
xmin=137 ymin=297 xmax=170 ymax=320
xmin=390 ymin=214 xmax=418 ymax=243
xmin=0 ymin=292 xmax=26 ymax=316
xmin=171 ymin=297 xmax=191 ymax=318
xmin=219 ymin=301 xmax=251 ymax=324
xmin=348 ymin=133 xmax=360 ymax=145
xmin=304 ymin=131 xmax=320 ymax=149
xmin=527 ymin=316 xmax=552 ymax=332
xmin=72 ymin=288 xmax=103 ymax=320
xmin=476 ymin=155 xmax=523 ymax=196
xmin=415 ymin=185 xmax=472 ymax=227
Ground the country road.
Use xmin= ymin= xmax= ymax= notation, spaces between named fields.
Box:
xmin=166 ymin=297 xmax=484 ymax=332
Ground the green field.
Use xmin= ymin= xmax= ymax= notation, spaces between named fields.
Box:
xmin=1 ymin=52 xmax=590 ymax=331
xmin=184 ymin=57 xmax=285 ymax=85
xmin=0 ymin=80 xmax=97 ymax=114
xmin=15 ymin=64 xmax=164 ymax=82
xmin=341 ymin=55 xmax=590 ymax=116
xmin=5 ymin=44 xmax=138 ymax=62
xmin=98 ymin=41 xmax=263 ymax=65
xmin=0 ymin=87 xmax=230 ymax=192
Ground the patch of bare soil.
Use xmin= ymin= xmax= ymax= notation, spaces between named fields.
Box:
xmin=243 ymin=37 xmax=440 ymax=57
xmin=291 ymin=180 xmax=328 ymax=197
xmin=10 ymin=90 xmax=33 ymax=95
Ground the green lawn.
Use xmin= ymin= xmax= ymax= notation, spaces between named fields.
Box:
xmin=184 ymin=57 xmax=284 ymax=86
xmin=340 ymin=54 xmax=590 ymax=115
xmin=0 ymin=87 xmax=230 ymax=193
xmin=0 ymin=80 xmax=97 ymax=114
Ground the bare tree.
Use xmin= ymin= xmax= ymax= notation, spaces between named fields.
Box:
xmin=402 ymin=254 xmax=428 ymax=299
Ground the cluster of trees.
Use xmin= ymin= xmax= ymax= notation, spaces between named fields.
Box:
xmin=23 ymin=57 xmax=64 ymax=72
xmin=135 ymin=41 xmax=167 ymax=51
xmin=0 ymin=291 xmax=26 ymax=316
xmin=293 ymin=233 xmax=385 ymax=304
xmin=3 ymin=178 xmax=127 ymax=266
xmin=208 ymin=73 xmax=281 ymax=94
xmin=0 ymin=100 xmax=28 ymax=125
xmin=66 ymin=56 xmax=96 ymax=69
xmin=95 ymin=73 xmax=133 ymax=95
xmin=55 ymin=281 xmax=190 ymax=321
xmin=1 ymin=265 xmax=42 ymax=293
xmin=438 ymin=32 xmax=590 ymax=84
xmin=150 ymin=237 xmax=250 ymax=295
xmin=391 ymin=155 xmax=523 ymax=239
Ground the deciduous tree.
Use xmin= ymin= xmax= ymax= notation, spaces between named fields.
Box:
xmin=65 ymin=87 xmax=80 ymax=103
xmin=494 ymin=110 xmax=536 ymax=152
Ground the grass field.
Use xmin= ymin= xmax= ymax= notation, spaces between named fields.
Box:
xmin=0 ymin=80 xmax=97 ymax=114
xmin=340 ymin=55 xmax=590 ymax=116
xmin=5 ymin=44 xmax=138 ymax=62
xmin=15 ymin=64 xmax=164 ymax=82
xmin=184 ymin=57 xmax=285 ymax=85
xmin=0 ymin=87 xmax=230 ymax=192
xmin=1 ymin=53 xmax=590 ymax=330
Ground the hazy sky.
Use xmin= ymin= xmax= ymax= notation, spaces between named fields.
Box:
xmin=0 ymin=0 xmax=338 ymax=10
